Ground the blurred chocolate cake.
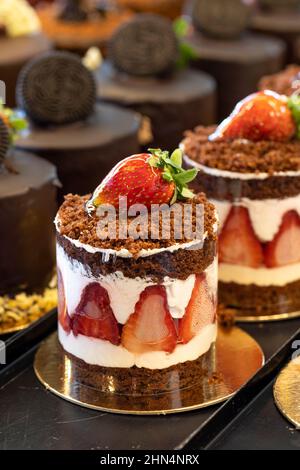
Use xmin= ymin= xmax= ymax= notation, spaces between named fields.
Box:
xmin=0 ymin=0 xmax=52 ymax=106
xmin=185 ymin=0 xmax=285 ymax=120
xmin=96 ymin=13 xmax=216 ymax=149
xmin=0 ymin=104 xmax=57 ymax=296
xmin=15 ymin=51 xmax=141 ymax=199
xmin=251 ymin=0 xmax=300 ymax=63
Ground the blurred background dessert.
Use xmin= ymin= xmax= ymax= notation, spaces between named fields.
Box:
xmin=97 ymin=13 xmax=216 ymax=149
xmin=184 ymin=0 xmax=285 ymax=120
xmin=0 ymin=103 xmax=58 ymax=297
xmin=0 ymin=0 xmax=52 ymax=106
xmin=115 ymin=0 xmax=185 ymax=19
xmin=15 ymin=51 xmax=141 ymax=199
xmin=251 ymin=0 xmax=300 ymax=63
xmin=258 ymin=64 xmax=300 ymax=95
xmin=36 ymin=0 xmax=133 ymax=54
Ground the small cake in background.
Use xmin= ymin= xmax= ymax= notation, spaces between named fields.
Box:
xmin=184 ymin=0 xmax=285 ymax=120
xmin=115 ymin=0 xmax=185 ymax=19
xmin=258 ymin=64 xmax=300 ymax=95
xmin=0 ymin=103 xmax=58 ymax=298
xmin=37 ymin=0 xmax=133 ymax=54
xmin=56 ymin=147 xmax=218 ymax=395
xmin=251 ymin=0 xmax=300 ymax=63
xmin=182 ymin=90 xmax=300 ymax=318
xmin=0 ymin=0 xmax=52 ymax=106
xmin=97 ymin=13 xmax=216 ymax=149
xmin=15 ymin=51 xmax=141 ymax=199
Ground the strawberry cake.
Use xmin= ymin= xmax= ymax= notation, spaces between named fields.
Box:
xmin=258 ymin=64 xmax=300 ymax=96
xmin=183 ymin=90 xmax=300 ymax=317
xmin=55 ymin=148 xmax=218 ymax=395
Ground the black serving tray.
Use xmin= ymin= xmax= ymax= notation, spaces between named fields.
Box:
xmin=0 ymin=312 xmax=299 ymax=450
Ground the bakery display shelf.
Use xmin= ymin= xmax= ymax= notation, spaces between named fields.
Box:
xmin=0 ymin=313 xmax=299 ymax=450
xmin=184 ymin=323 xmax=300 ymax=450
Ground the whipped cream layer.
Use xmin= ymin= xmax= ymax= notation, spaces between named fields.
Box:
xmin=57 ymin=244 xmax=218 ymax=324
xmin=58 ymin=323 xmax=217 ymax=369
xmin=212 ymin=196 xmax=300 ymax=243
xmin=220 ymin=262 xmax=300 ymax=287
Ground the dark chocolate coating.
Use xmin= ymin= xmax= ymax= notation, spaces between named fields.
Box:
xmin=0 ymin=34 xmax=52 ymax=107
xmin=15 ymin=103 xmax=141 ymax=200
xmin=259 ymin=0 xmax=300 ymax=11
xmin=192 ymin=0 xmax=251 ymax=39
xmin=251 ymin=7 xmax=300 ymax=62
xmin=0 ymin=150 xmax=57 ymax=296
xmin=186 ymin=31 xmax=285 ymax=120
xmin=109 ymin=13 xmax=179 ymax=76
xmin=16 ymin=51 xmax=96 ymax=125
xmin=96 ymin=62 xmax=216 ymax=149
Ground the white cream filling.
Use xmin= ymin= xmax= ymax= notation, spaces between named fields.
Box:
xmin=58 ymin=323 xmax=217 ymax=369
xmin=212 ymin=196 xmax=300 ymax=243
xmin=57 ymin=244 xmax=218 ymax=324
xmin=219 ymin=262 xmax=300 ymax=286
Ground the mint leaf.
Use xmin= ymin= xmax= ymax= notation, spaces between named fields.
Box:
xmin=288 ymin=95 xmax=300 ymax=139
xmin=170 ymin=148 xmax=182 ymax=167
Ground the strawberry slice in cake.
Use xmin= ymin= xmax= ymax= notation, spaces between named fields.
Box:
xmin=183 ymin=90 xmax=300 ymax=317
xmin=55 ymin=148 xmax=218 ymax=395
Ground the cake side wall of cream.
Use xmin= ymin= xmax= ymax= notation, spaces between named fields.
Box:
xmin=56 ymin=243 xmax=218 ymax=324
xmin=58 ymin=323 xmax=217 ymax=369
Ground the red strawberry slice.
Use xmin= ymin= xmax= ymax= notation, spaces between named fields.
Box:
xmin=121 ymin=285 xmax=177 ymax=354
xmin=72 ymin=283 xmax=120 ymax=345
xmin=210 ymin=91 xmax=296 ymax=142
xmin=264 ymin=210 xmax=300 ymax=268
xmin=178 ymin=275 xmax=215 ymax=344
xmin=57 ymin=268 xmax=71 ymax=333
xmin=219 ymin=206 xmax=264 ymax=268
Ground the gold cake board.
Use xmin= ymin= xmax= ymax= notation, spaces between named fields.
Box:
xmin=233 ymin=309 xmax=300 ymax=323
xmin=274 ymin=357 xmax=300 ymax=428
xmin=34 ymin=326 xmax=264 ymax=415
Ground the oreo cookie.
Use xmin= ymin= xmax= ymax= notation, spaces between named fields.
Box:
xmin=16 ymin=52 xmax=96 ymax=126
xmin=109 ymin=14 xmax=179 ymax=76
xmin=0 ymin=117 xmax=10 ymax=165
xmin=192 ymin=0 xmax=251 ymax=39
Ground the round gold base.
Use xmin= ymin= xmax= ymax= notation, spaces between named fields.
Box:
xmin=274 ymin=357 xmax=300 ymax=428
xmin=34 ymin=327 xmax=264 ymax=415
xmin=233 ymin=308 xmax=300 ymax=323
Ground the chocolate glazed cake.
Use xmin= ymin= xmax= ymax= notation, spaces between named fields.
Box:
xmin=96 ymin=14 xmax=216 ymax=149
xmin=55 ymin=149 xmax=218 ymax=396
xmin=251 ymin=0 xmax=300 ymax=63
xmin=0 ymin=109 xmax=57 ymax=296
xmin=185 ymin=0 xmax=285 ymax=120
xmin=15 ymin=51 xmax=141 ymax=200
xmin=182 ymin=90 xmax=300 ymax=318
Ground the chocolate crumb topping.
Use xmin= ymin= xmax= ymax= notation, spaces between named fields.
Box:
xmin=57 ymin=193 xmax=217 ymax=255
xmin=259 ymin=65 xmax=300 ymax=97
xmin=183 ymin=125 xmax=300 ymax=174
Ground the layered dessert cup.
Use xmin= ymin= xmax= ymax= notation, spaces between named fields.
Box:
xmin=55 ymin=148 xmax=218 ymax=395
xmin=183 ymin=90 xmax=300 ymax=319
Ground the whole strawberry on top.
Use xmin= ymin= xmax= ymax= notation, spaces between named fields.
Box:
xmin=88 ymin=148 xmax=198 ymax=210
xmin=210 ymin=90 xmax=300 ymax=142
